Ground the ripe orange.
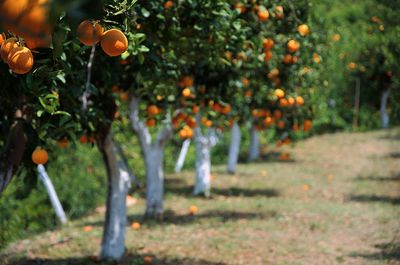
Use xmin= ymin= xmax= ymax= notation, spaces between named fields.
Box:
xmin=263 ymin=116 xmax=274 ymax=126
xmin=189 ymin=205 xmax=198 ymax=215
xmin=143 ymin=256 xmax=153 ymax=265
xmin=131 ymin=222 xmax=141 ymax=230
xmin=282 ymin=54 xmax=292 ymax=64
xmin=298 ymin=24 xmax=310 ymax=36
xmin=100 ymin=29 xmax=128 ymax=57
xmin=245 ymin=90 xmax=253 ymax=97
xmin=146 ymin=118 xmax=156 ymax=128
xmin=186 ymin=127 xmax=194 ymax=138
xmin=242 ymin=77 xmax=250 ymax=87
xmin=32 ymin=148 xmax=48 ymax=165
xmin=192 ymin=105 xmax=199 ymax=114
xmin=264 ymin=50 xmax=272 ymax=62
xmin=80 ymin=135 xmax=88 ymax=144
xmin=313 ymin=53 xmax=321 ymax=63
xmin=182 ymin=87 xmax=191 ymax=98
xmin=7 ymin=46 xmax=34 ymax=74
xmin=57 ymin=138 xmax=69 ymax=148
xmin=235 ymin=3 xmax=246 ymax=14
xmin=221 ymin=104 xmax=231 ymax=115
xmin=179 ymin=76 xmax=194 ymax=88
xmin=77 ymin=20 xmax=104 ymax=46
xmin=257 ymin=9 xmax=270 ymax=22
xmin=275 ymin=88 xmax=285 ymax=98
xmin=0 ymin=33 xmax=5 ymax=46
xmin=179 ymin=129 xmax=188 ymax=139
xmin=279 ymin=98 xmax=288 ymax=107
xmin=164 ymin=0 xmax=174 ymax=9
xmin=277 ymin=120 xmax=285 ymax=129
xmin=0 ymin=37 xmax=18 ymax=62
xmin=119 ymin=92 xmax=129 ymax=101
xmin=287 ymin=40 xmax=300 ymax=53
xmin=348 ymin=62 xmax=357 ymax=70
xmin=147 ymin=105 xmax=160 ymax=116
xmin=268 ymin=68 xmax=279 ymax=80
xmin=288 ymin=97 xmax=295 ymax=106
xmin=296 ymin=96 xmax=305 ymax=105
xmin=83 ymin=225 xmax=93 ymax=232
xmin=274 ymin=5 xmax=284 ymax=19
xmin=262 ymin=38 xmax=274 ymax=50
xmin=303 ymin=120 xmax=312 ymax=132
xmin=273 ymin=110 xmax=282 ymax=119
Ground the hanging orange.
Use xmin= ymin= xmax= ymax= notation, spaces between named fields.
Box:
xmin=7 ymin=46 xmax=34 ymax=74
xmin=100 ymin=29 xmax=128 ymax=57
xmin=0 ymin=37 xmax=18 ymax=62
xmin=32 ymin=148 xmax=49 ymax=165
xmin=77 ymin=20 xmax=104 ymax=46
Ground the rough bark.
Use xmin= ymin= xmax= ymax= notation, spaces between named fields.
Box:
xmin=380 ymin=89 xmax=390 ymax=129
xmin=249 ymin=126 xmax=260 ymax=161
xmin=98 ymin=132 xmax=131 ymax=261
xmin=175 ymin=139 xmax=191 ymax=173
xmin=227 ymin=122 xmax=241 ymax=174
xmin=37 ymin=165 xmax=68 ymax=224
xmin=0 ymin=107 xmax=32 ymax=195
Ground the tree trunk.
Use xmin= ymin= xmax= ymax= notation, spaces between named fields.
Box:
xmin=380 ymin=89 xmax=390 ymax=129
xmin=37 ymin=165 xmax=68 ymax=224
xmin=144 ymin=146 xmax=165 ymax=218
xmin=98 ymin=132 xmax=131 ymax=261
xmin=194 ymin=133 xmax=211 ymax=197
xmin=249 ymin=126 xmax=260 ymax=161
xmin=175 ymin=139 xmax=191 ymax=173
xmin=227 ymin=122 xmax=241 ymax=174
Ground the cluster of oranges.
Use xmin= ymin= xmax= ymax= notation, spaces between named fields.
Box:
xmin=234 ymin=3 xmax=285 ymax=21
xmin=0 ymin=35 xmax=34 ymax=74
xmin=172 ymin=112 xmax=196 ymax=139
xmin=77 ymin=20 xmax=128 ymax=57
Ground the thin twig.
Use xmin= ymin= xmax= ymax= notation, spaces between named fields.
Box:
xmin=82 ymin=45 xmax=96 ymax=111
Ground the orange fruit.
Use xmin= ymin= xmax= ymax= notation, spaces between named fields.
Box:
xmin=32 ymin=148 xmax=48 ymax=165
xmin=303 ymin=120 xmax=312 ymax=132
xmin=313 ymin=53 xmax=320 ymax=63
xmin=274 ymin=5 xmax=284 ymax=19
xmin=296 ymin=96 xmax=305 ymax=105
xmin=164 ymin=0 xmax=174 ymax=9
xmin=189 ymin=205 xmax=198 ymax=215
xmin=119 ymin=92 xmax=129 ymax=102
xmin=179 ymin=129 xmax=188 ymax=139
xmin=257 ymin=9 xmax=269 ymax=22
xmin=147 ymin=105 xmax=160 ymax=116
xmin=131 ymin=222 xmax=141 ymax=230
xmin=57 ymin=138 xmax=69 ymax=148
xmin=287 ymin=40 xmax=300 ymax=53
xmin=100 ymin=29 xmax=128 ymax=57
xmin=186 ymin=128 xmax=193 ymax=138
xmin=282 ymin=54 xmax=292 ymax=64
xmin=0 ymin=33 xmax=5 ymax=46
xmin=332 ymin=34 xmax=341 ymax=42
xmin=77 ymin=20 xmax=104 ymax=46
xmin=83 ymin=225 xmax=93 ymax=232
xmin=263 ymin=116 xmax=274 ymax=126
xmin=0 ymin=37 xmax=18 ymax=62
xmin=279 ymin=98 xmax=288 ymax=107
xmin=182 ymin=88 xmax=191 ymax=98
xmin=264 ymin=50 xmax=272 ymax=62
xmin=288 ymin=97 xmax=295 ymax=106
xmin=268 ymin=68 xmax=279 ymax=80
xmin=262 ymin=38 xmax=274 ymax=50
xmin=146 ymin=118 xmax=156 ymax=127
xmin=348 ymin=62 xmax=357 ymax=70
xmin=275 ymin=88 xmax=285 ymax=98
xmin=80 ymin=135 xmax=88 ymax=144
xmin=179 ymin=76 xmax=194 ymax=88
xmin=277 ymin=120 xmax=285 ymax=129
xmin=242 ymin=78 xmax=250 ymax=87
xmin=235 ymin=3 xmax=246 ymax=14
xmin=192 ymin=105 xmax=199 ymax=114
xmin=298 ymin=24 xmax=310 ymax=36
xmin=7 ymin=46 xmax=34 ymax=74
xmin=143 ymin=256 xmax=153 ymax=265
xmin=204 ymin=120 xmax=212 ymax=128
xmin=221 ymin=104 xmax=231 ymax=115
xmin=25 ymin=37 xmax=52 ymax=49
xmin=273 ymin=110 xmax=282 ymax=119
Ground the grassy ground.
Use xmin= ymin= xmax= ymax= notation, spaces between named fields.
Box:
xmin=1 ymin=129 xmax=400 ymax=265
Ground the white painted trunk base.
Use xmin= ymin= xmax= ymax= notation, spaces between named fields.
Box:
xmin=380 ymin=89 xmax=390 ymax=129
xmin=249 ymin=127 xmax=260 ymax=161
xmin=100 ymin=134 xmax=131 ymax=261
xmin=144 ymin=146 xmax=164 ymax=217
xmin=37 ymin=165 xmax=68 ymax=224
xmin=227 ymin=122 xmax=241 ymax=174
xmin=175 ymin=139 xmax=191 ymax=173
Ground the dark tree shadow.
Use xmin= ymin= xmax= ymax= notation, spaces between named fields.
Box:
xmin=355 ymin=174 xmax=400 ymax=182
xmin=348 ymin=194 xmax=400 ymax=205
xmin=165 ymin=185 xmax=280 ymax=199
xmin=127 ymin=209 xmax=279 ymax=227
xmin=349 ymin=241 xmax=400 ymax=262
xmin=238 ymin=151 xmax=297 ymax=164
xmin=5 ymin=253 xmax=229 ymax=265
xmin=388 ymin=152 xmax=400 ymax=159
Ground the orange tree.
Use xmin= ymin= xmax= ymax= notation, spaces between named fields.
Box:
xmin=112 ymin=0 xmax=248 ymax=213
xmin=223 ymin=0 xmax=317 ymax=173
xmin=0 ymin=0 xmax=146 ymax=260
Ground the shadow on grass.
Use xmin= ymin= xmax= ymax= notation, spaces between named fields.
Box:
xmin=237 ymin=151 xmax=297 ymax=164
xmin=127 ymin=209 xmax=279 ymax=227
xmin=355 ymin=174 xmax=400 ymax=182
xmin=5 ymin=253 xmax=228 ymax=265
xmin=165 ymin=185 xmax=280 ymax=198
xmin=349 ymin=241 xmax=400 ymax=262
xmin=348 ymin=194 xmax=400 ymax=205
xmin=388 ymin=152 xmax=400 ymax=159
